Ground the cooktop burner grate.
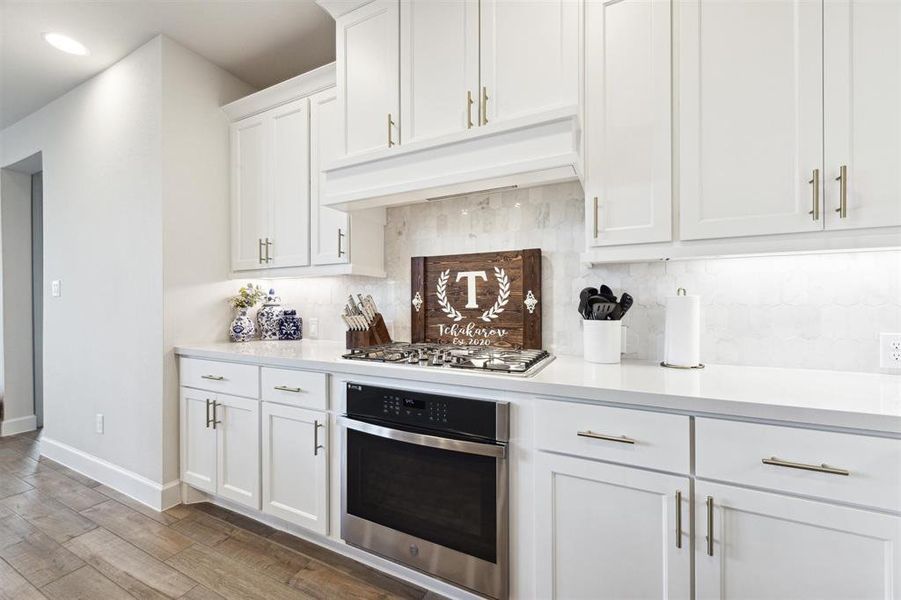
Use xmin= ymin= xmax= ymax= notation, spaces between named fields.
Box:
xmin=342 ymin=343 xmax=553 ymax=376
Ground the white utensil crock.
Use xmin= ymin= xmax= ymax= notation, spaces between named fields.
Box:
xmin=583 ymin=320 xmax=622 ymax=364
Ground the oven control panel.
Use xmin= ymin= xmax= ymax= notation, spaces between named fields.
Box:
xmin=347 ymin=383 xmax=505 ymax=441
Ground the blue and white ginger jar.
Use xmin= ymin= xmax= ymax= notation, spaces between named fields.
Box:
xmin=278 ymin=310 xmax=303 ymax=341
xmin=230 ymin=308 xmax=255 ymax=342
xmin=257 ymin=289 xmax=283 ymax=341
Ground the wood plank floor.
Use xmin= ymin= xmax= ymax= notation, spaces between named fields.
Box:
xmin=0 ymin=431 xmax=443 ymax=600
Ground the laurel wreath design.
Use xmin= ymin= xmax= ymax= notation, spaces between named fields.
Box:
xmin=436 ymin=270 xmax=464 ymax=322
xmin=480 ymin=267 xmax=510 ymax=322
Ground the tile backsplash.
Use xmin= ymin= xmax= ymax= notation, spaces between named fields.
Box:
xmin=265 ymin=182 xmax=900 ymax=373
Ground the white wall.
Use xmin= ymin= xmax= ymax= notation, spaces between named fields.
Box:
xmin=266 ymin=182 xmax=901 ymax=374
xmin=0 ymin=169 xmax=34 ymax=433
xmin=160 ymin=38 xmax=255 ymax=483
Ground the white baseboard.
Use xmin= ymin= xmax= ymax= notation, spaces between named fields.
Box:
xmin=40 ymin=437 xmax=180 ymax=511
xmin=1 ymin=414 xmax=37 ymax=437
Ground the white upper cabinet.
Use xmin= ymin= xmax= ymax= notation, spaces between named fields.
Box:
xmin=268 ymin=99 xmax=311 ymax=269
xmin=400 ymin=0 xmax=480 ymax=144
xmin=585 ymin=0 xmax=672 ymax=247
xmin=310 ymin=88 xmax=350 ymax=266
xmin=479 ymin=0 xmax=580 ymax=125
xmin=679 ymin=0 xmax=824 ymax=241
xmin=337 ymin=0 xmax=400 ymax=156
xmin=695 ymin=481 xmax=901 ymax=600
xmin=824 ymin=0 xmax=901 ymax=231
xmin=231 ymin=116 xmax=268 ymax=271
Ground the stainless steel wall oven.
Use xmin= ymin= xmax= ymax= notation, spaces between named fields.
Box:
xmin=339 ymin=383 xmax=509 ymax=599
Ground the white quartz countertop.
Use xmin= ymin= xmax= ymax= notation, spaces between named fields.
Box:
xmin=175 ymin=340 xmax=901 ymax=434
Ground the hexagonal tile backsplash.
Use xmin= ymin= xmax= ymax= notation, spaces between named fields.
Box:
xmin=270 ymin=182 xmax=900 ymax=373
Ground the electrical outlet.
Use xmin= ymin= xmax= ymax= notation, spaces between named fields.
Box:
xmin=51 ymin=280 xmax=61 ymax=297
xmin=879 ymin=333 xmax=901 ymax=370
xmin=95 ymin=414 xmax=104 ymax=434
xmin=307 ymin=317 xmax=319 ymax=339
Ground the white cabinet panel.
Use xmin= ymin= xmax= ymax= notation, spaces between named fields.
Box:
xmin=231 ymin=116 xmax=268 ymax=271
xmin=585 ymin=0 xmax=671 ymax=246
xmin=268 ymin=99 xmax=310 ymax=268
xmin=261 ymin=403 xmax=328 ymax=534
xmin=825 ymin=0 xmax=901 ymax=231
xmin=337 ymin=0 xmax=400 ymax=156
xmin=400 ymin=0 xmax=479 ymax=144
xmin=535 ymin=452 xmax=690 ymax=600
xmin=679 ymin=0 xmax=824 ymax=240
xmin=479 ymin=0 xmax=579 ymax=125
xmin=180 ymin=389 xmax=216 ymax=494
xmin=696 ymin=481 xmax=901 ymax=600
xmin=310 ymin=88 xmax=350 ymax=266
xmin=215 ymin=393 xmax=260 ymax=509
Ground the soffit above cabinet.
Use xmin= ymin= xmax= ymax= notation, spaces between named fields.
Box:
xmin=222 ymin=63 xmax=336 ymax=122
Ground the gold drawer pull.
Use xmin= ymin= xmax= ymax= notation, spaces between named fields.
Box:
xmin=762 ymin=456 xmax=849 ymax=476
xmin=274 ymin=385 xmax=303 ymax=393
xmin=577 ymin=430 xmax=636 ymax=445
xmin=201 ymin=375 xmax=225 ymax=381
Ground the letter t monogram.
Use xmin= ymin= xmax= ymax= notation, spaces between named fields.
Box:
xmin=456 ymin=270 xmax=488 ymax=309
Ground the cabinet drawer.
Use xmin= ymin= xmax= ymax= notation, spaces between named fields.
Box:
xmin=261 ymin=367 xmax=327 ymax=410
xmin=696 ymin=418 xmax=901 ymax=513
xmin=180 ymin=358 xmax=259 ymax=399
xmin=534 ymin=400 xmax=690 ymax=473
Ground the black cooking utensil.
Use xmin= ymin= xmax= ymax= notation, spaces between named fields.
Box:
xmin=592 ymin=301 xmax=616 ymax=321
xmin=599 ymin=284 xmax=618 ymax=303
xmin=608 ymin=292 xmax=634 ymax=320
xmin=584 ymin=295 xmax=604 ymax=320
xmin=579 ymin=287 xmax=599 ymax=319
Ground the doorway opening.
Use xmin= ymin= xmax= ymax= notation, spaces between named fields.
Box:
xmin=0 ymin=151 xmax=43 ymax=437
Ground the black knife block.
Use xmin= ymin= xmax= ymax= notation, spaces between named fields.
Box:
xmin=346 ymin=313 xmax=392 ymax=349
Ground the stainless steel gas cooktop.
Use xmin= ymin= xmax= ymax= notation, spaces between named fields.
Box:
xmin=342 ymin=343 xmax=553 ymax=377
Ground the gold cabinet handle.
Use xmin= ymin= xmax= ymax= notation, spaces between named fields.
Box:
xmin=593 ymin=196 xmax=599 ymax=238
xmin=337 ymin=228 xmax=345 ymax=257
xmin=205 ymin=399 xmax=212 ymax=429
xmin=706 ymin=496 xmax=714 ymax=556
xmin=313 ymin=420 xmax=324 ymax=456
xmin=808 ymin=168 xmax=820 ymax=221
xmin=274 ymin=385 xmax=303 ymax=393
xmin=387 ymin=113 xmax=395 ymax=147
xmin=762 ymin=456 xmax=850 ymax=476
xmin=835 ymin=164 xmax=847 ymax=218
xmin=675 ymin=490 xmax=682 ymax=549
xmin=211 ymin=401 xmax=221 ymax=430
xmin=576 ymin=430 xmax=636 ymax=444
xmin=466 ymin=90 xmax=474 ymax=129
xmin=201 ymin=375 xmax=225 ymax=381
xmin=480 ymin=86 xmax=489 ymax=126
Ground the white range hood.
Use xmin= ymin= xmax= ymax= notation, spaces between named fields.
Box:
xmin=321 ymin=106 xmax=582 ymax=210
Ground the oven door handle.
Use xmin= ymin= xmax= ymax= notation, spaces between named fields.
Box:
xmin=338 ymin=416 xmax=506 ymax=459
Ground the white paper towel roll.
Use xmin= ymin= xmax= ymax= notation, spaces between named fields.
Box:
xmin=664 ymin=288 xmax=701 ymax=367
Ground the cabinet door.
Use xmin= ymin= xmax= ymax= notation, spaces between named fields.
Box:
xmin=400 ymin=0 xmax=479 ymax=144
xmin=261 ymin=403 xmax=328 ymax=534
xmin=310 ymin=88 xmax=350 ymax=265
xmin=585 ymin=0 xmax=671 ymax=247
xmin=230 ymin=116 xmax=268 ymax=271
xmin=180 ymin=389 xmax=217 ymax=494
xmin=267 ymin=98 xmax=310 ymax=268
xmin=824 ymin=0 xmax=901 ymax=230
xmin=534 ymin=453 xmax=690 ymax=600
xmin=337 ymin=0 xmax=400 ymax=157
xmin=479 ymin=0 xmax=579 ymax=125
xmin=215 ymin=393 xmax=260 ymax=509
xmin=696 ymin=481 xmax=901 ymax=600
xmin=679 ymin=0 xmax=824 ymax=240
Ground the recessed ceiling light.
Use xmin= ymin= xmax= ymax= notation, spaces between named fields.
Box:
xmin=42 ymin=32 xmax=89 ymax=56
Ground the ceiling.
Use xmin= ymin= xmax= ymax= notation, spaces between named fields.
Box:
xmin=0 ymin=1 xmax=336 ymax=130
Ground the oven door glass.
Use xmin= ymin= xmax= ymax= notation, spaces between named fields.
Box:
xmin=346 ymin=427 xmax=498 ymax=563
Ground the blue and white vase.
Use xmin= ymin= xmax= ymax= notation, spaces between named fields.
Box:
xmin=278 ymin=310 xmax=303 ymax=341
xmin=230 ymin=308 xmax=256 ymax=342
xmin=257 ymin=289 xmax=283 ymax=341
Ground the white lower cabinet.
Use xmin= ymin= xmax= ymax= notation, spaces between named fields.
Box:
xmin=695 ymin=480 xmax=901 ymax=600
xmin=261 ymin=402 xmax=328 ymax=534
xmin=535 ymin=452 xmax=690 ymax=600
xmin=179 ymin=389 xmax=260 ymax=510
